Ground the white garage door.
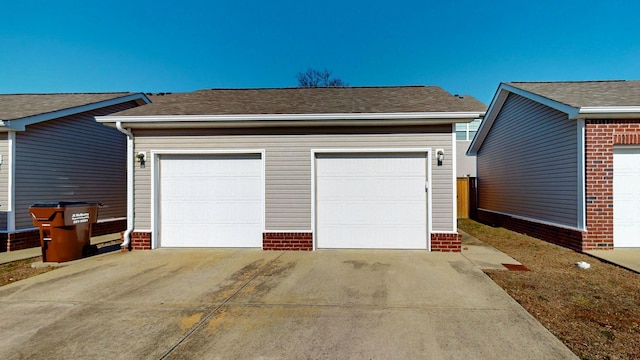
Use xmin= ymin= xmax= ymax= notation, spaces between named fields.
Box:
xmin=316 ymin=153 xmax=428 ymax=249
xmin=613 ymin=147 xmax=640 ymax=248
xmin=159 ymin=154 xmax=263 ymax=248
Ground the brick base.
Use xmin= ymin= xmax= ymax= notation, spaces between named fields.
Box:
xmin=0 ymin=230 xmax=41 ymax=252
xmin=263 ymin=232 xmax=313 ymax=251
xmin=92 ymin=219 xmax=127 ymax=237
xmin=121 ymin=231 xmax=152 ymax=251
xmin=477 ymin=210 xmax=585 ymax=251
xmin=431 ymin=232 xmax=462 ymax=252
xmin=0 ymin=218 xmax=129 ymax=253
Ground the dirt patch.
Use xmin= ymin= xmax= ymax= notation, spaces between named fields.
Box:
xmin=459 ymin=219 xmax=640 ymax=360
xmin=0 ymin=257 xmax=57 ymax=287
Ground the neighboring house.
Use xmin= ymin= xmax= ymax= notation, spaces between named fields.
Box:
xmin=97 ymin=86 xmax=486 ymax=252
xmin=456 ymin=118 xmax=482 ymax=177
xmin=468 ymin=80 xmax=640 ymax=251
xmin=0 ymin=93 xmax=150 ymax=252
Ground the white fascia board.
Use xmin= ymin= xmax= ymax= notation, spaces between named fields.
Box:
xmin=502 ymin=84 xmax=580 ymax=118
xmin=5 ymin=93 xmax=150 ymax=131
xmin=467 ymin=83 xmax=579 ymax=156
xmin=96 ymin=111 xmax=486 ymax=128
xmin=576 ymin=106 xmax=640 ymax=119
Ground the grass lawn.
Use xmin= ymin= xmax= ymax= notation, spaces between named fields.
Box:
xmin=0 ymin=257 xmax=56 ymax=287
xmin=459 ymin=219 xmax=640 ymax=360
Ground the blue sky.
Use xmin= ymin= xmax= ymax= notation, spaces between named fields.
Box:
xmin=1 ymin=0 xmax=639 ymax=104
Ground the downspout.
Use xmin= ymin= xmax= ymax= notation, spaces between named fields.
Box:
xmin=116 ymin=121 xmax=134 ymax=250
xmin=7 ymin=131 xmax=16 ymax=232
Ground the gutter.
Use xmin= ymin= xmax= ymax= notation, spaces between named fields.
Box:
xmin=575 ymin=106 xmax=640 ymax=119
xmin=116 ymin=121 xmax=134 ymax=250
xmin=97 ymin=111 xmax=486 ymax=129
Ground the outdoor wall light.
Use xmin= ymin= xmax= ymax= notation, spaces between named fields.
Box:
xmin=436 ymin=149 xmax=444 ymax=166
xmin=136 ymin=152 xmax=146 ymax=168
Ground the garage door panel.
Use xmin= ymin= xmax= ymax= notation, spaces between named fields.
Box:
xmin=613 ymin=148 xmax=640 ymax=248
xmin=316 ymin=153 xmax=428 ymax=249
xmin=159 ymin=155 xmax=263 ymax=248
xmin=319 ymin=225 xmax=426 ymax=249
xmin=318 ymin=178 xmax=423 ymax=200
xmin=318 ymin=201 xmax=426 ymax=224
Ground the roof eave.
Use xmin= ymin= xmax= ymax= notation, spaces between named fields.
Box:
xmin=97 ymin=111 xmax=486 ymax=129
xmin=3 ymin=93 xmax=150 ymax=131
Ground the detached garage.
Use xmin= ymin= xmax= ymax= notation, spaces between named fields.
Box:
xmin=97 ymin=86 xmax=486 ymax=252
xmin=469 ymin=80 xmax=640 ymax=251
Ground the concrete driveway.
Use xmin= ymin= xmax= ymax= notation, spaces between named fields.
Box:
xmin=0 ymin=249 xmax=577 ymax=359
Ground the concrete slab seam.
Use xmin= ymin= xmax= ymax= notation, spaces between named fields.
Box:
xmin=157 ymin=252 xmax=285 ymax=360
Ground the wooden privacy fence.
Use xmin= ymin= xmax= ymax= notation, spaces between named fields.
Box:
xmin=456 ymin=177 xmax=477 ymax=219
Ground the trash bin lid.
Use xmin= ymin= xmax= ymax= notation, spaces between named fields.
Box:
xmin=29 ymin=201 xmax=99 ymax=208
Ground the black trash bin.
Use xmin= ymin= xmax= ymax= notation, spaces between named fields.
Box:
xmin=29 ymin=202 xmax=99 ymax=263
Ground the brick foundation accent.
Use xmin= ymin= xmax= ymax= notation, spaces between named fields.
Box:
xmin=477 ymin=209 xmax=585 ymax=251
xmin=122 ymin=231 xmax=152 ymax=251
xmin=92 ymin=219 xmax=127 ymax=237
xmin=430 ymin=232 xmax=462 ymax=252
xmin=0 ymin=230 xmax=41 ymax=252
xmin=263 ymin=232 xmax=313 ymax=251
xmin=582 ymin=120 xmax=640 ymax=250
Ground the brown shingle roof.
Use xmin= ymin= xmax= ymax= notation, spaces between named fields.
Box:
xmin=115 ymin=86 xmax=486 ymax=116
xmin=0 ymin=93 xmax=134 ymax=120
xmin=507 ymin=80 xmax=640 ymax=108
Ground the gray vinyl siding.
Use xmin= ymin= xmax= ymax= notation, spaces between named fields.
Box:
xmin=13 ymin=102 xmax=137 ymax=229
xmin=477 ymin=93 xmax=579 ymax=227
xmin=133 ymin=125 xmax=456 ymax=232
xmin=0 ymin=134 xmax=9 ymax=212
xmin=456 ymin=140 xmax=476 ymax=177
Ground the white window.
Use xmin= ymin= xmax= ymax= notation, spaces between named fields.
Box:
xmin=456 ymin=119 xmax=482 ymax=141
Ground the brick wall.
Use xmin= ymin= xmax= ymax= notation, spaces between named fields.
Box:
xmin=583 ymin=120 xmax=640 ymax=250
xmin=477 ymin=209 xmax=584 ymax=251
xmin=430 ymin=232 xmax=461 ymax=252
xmin=263 ymin=232 xmax=313 ymax=251
xmin=0 ymin=230 xmax=41 ymax=252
